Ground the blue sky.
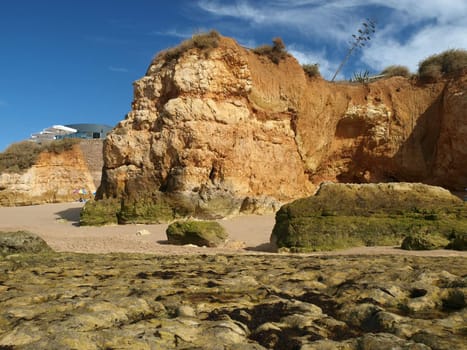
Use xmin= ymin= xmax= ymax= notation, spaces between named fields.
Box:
xmin=1 ymin=0 xmax=466 ymax=151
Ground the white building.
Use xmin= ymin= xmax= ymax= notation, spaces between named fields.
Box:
xmin=30 ymin=125 xmax=77 ymax=142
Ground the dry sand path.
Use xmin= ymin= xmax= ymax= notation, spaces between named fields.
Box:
xmin=0 ymin=202 xmax=465 ymax=257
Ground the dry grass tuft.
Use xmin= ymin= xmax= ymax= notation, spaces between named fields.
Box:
xmin=154 ymin=30 xmax=221 ymax=64
xmin=418 ymin=49 xmax=467 ymax=81
xmin=302 ymin=64 xmax=321 ymax=78
xmin=252 ymin=37 xmax=288 ymax=64
xmin=381 ymin=65 xmax=411 ymax=78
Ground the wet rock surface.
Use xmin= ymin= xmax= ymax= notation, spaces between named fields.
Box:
xmin=0 ymin=253 xmax=465 ymax=349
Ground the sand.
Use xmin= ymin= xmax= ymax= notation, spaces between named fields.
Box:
xmin=0 ymin=202 xmax=465 ymax=257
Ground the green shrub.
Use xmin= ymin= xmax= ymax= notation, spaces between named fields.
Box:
xmin=302 ymin=64 xmax=321 ymax=78
xmin=156 ymin=30 xmax=221 ymax=63
xmin=253 ymin=37 xmax=288 ymax=64
xmin=381 ymin=65 xmax=411 ymax=78
xmin=418 ymin=49 xmax=467 ymax=81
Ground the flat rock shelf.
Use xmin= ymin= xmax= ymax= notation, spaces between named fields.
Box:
xmin=0 ymin=253 xmax=465 ymax=349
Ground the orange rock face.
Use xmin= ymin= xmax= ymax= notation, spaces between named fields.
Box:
xmin=97 ymin=36 xmax=466 ymax=217
xmin=0 ymin=144 xmax=98 ymax=206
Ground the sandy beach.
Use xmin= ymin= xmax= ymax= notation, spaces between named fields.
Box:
xmin=0 ymin=202 xmax=465 ymax=257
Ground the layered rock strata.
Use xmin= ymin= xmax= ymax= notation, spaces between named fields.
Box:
xmin=0 ymin=143 xmax=97 ymax=206
xmin=0 ymin=253 xmax=465 ymax=349
xmin=96 ymin=35 xmax=467 ymax=222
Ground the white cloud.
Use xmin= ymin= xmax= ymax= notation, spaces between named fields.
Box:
xmin=197 ymin=0 xmax=358 ymax=42
xmin=108 ymin=66 xmax=129 ymax=73
xmin=362 ymin=24 xmax=467 ymax=72
xmin=150 ymin=29 xmax=193 ymax=39
xmin=288 ymin=45 xmax=338 ymax=80
xmin=197 ymin=0 xmax=467 ymax=76
xmin=367 ymin=0 xmax=467 ymax=23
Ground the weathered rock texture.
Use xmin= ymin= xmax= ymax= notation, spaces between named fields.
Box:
xmin=0 ymin=142 xmax=101 ymax=206
xmin=77 ymin=140 xmax=105 ymax=189
xmin=271 ymin=182 xmax=466 ymax=252
xmin=96 ymin=35 xmax=467 ymax=221
xmin=166 ymin=220 xmax=228 ymax=247
xmin=0 ymin=231 xmax=53 ymax=256
xmin=0 ymin=253 xmax=465 ymax=349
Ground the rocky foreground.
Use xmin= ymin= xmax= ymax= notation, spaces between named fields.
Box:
xmin=0 ymin=253 xmax=465 ymax=349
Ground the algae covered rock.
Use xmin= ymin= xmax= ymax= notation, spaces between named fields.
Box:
xmin=166 ymin=220 xmax=228 ymax=247
xmin=446 ymin=232 xmax=467 ymax=251
xmin=0 ymin=231 xmax=53 ymax=255
xmin=80 ymin=198 xmax=120 ymax=226
xmin=271 ymin=182 xmax=466 ymax=252
xmin=401 ymin=234 xmax=450 ymax=250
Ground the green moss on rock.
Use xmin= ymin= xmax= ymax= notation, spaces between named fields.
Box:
xmin=447 ymin=233 xmax=467 ymax=251
xmin=117 ymin=192 xmax=196 ymax=224
xmin=166 ymin=220 xmax=228 ymax=247
xmin=271 ymin=183 xmax=467 ymax=252
xmin=0 ymin=231 xmax=53 ymax=256
xmin=401 ymin=234 xmax=450 ymax=250
xmin=80 ymin=198 xmax=120 ymax=226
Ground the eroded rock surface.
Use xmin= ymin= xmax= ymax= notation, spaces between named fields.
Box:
xmin=0 ymin=231 xmax=53 ymax=256
xmin=271 ymin=182 xmax=467 ymax=252
xmin=94 ymin=34 xmax=467 ymax=222
xmin=0 ymin=253 xmax=465 ymax=349
xmin=0 ymin=142 xmax=101 ymax=206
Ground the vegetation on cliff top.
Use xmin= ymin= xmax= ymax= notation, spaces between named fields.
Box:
xmin=252 ymin=37 xmax=288 ymax=64
xmin=418 ymin=49 xmax=467 ymax=81
xmin=151 ymin=30 xmax=221 ymax=67
xmin=302 ymin=63 xmax=321 ymax=78
xmin=147 ymin=29 xmax=467 ymax=85
xmin=332 ymin=18 xmax=376 ymax=81
xmin=0 ymin=139 xmax=80 ymax=174
xmin=380 ymin=65 xmax=411 ymax=78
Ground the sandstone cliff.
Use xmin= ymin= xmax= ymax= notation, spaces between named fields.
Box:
xmin=0 ymin=141 xmax=102 ymax=206
xmin=95 ymin=34 xmax=466 ymax=222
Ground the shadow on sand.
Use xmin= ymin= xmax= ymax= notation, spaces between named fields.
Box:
xmin=156 ymin=240 xmax=276 ymax=253
xmin=55 ymin=207 xmax=82 ymax=226
xmin=245 ymin=242 xmax=277 ymax=253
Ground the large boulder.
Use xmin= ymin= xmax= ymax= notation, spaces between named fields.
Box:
xmin=446 ymin=232 xmax=467 ymax=251
xmin=166 ymin=220 xmax=228 ymax=247
xmin=84 ymin=32 xmax=466 ymax=225
xmin=0 ymin=231 xmax=53 ymax=255
xmin=271 ymin=182 xmax=466 ymax=252
xmin=401 ymin=233 xmax=450 ymax=250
